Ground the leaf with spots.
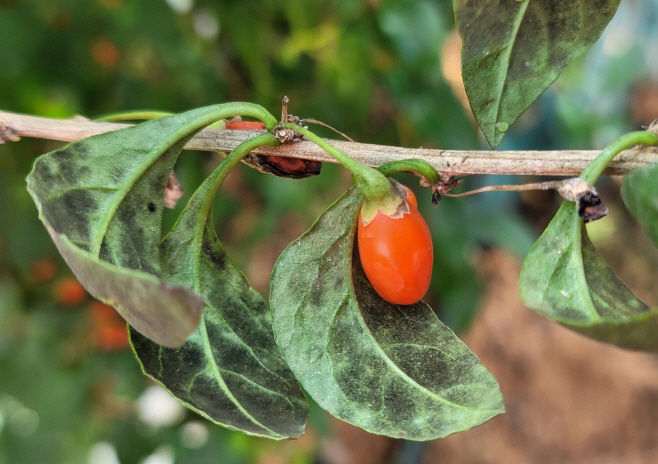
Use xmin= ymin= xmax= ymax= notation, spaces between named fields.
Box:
xmin=519 ymin=201 xmax=658 ymax=351
xmin=130 ymin=135 xmax=308 ymax=439
xmin=270 ymin=188 xmax=503 ymax=440
xmin=26 ymin=103 xmax=277 ymax=347
xmin=455 ymin=0 xmax=620 ymax=148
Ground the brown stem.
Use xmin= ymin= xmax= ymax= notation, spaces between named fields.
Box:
xmin=2 ymin=109 xmax=658 ymax=176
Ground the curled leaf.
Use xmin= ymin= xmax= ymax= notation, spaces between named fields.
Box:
xmin=49 ymin=229 xmax=203 ymax=347
xmin=131 ymin=135 xmax=308 ymax=439
xmin=26 ymin=103 xmax=276 ymax=347
xmin=270 ymin=188 xmax=503 ymax=440
xmin=519 ymin=201 xmax=658 ymax=351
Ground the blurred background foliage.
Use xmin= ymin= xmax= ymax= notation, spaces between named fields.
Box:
xmin=1 ymin=0 xmax=658 ymax=463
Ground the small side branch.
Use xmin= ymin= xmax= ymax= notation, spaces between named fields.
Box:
xmin=2 ymin=109 xmax=658 ymax=176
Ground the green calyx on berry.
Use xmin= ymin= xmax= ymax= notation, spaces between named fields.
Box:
xmin=276 ymin=123 xmax=445 ymax=223
xmin=360 ymin=181 xmax=410 ymax=225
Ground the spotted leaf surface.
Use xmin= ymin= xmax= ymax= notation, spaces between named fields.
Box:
xmin=455 ymin=0 xmax=620 ymax=148
xmin=130 ymin=155 xmax=308 ymax=439
xmin=270 ymin=188 xmax=503 ymax=440
xmin=26 ymin=104 xmax=273 ymax=347
xmin=519 ymin=201 xmax=658 ymax=351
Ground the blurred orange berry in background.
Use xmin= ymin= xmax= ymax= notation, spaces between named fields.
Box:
xmin=53 ymin=276 xmax=87 ymax=306
xmin=90 ymin=301 xmax=129 ymax=351
xmin=90 ymin=38 xmax=120 ymax=69
xmin=30 ymin=258 xmax=58 ymax=283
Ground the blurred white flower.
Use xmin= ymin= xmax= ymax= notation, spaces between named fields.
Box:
xmin=164 ymin=0 xmax=193 ymax=14
xmin=89 ymin=442 xmax=121 ymax=464
xmin=139 ymin=445 xmax=175 ymax=464
xmin=194 ymin=11 xmax=220 ymax=40
xmin=136 ymin=385 xmax=185 ymax=429
xmin=180 ymin=420 xmax=209 ymax=449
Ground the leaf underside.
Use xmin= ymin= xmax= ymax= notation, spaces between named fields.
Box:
xmin=270 ymin=188 xmax=504 ymax=441
xmin=130 ymin=159 xmax=308 ymax=440
xmin=25 ymin=108 xmax=233 ymax=346
xmin=519 ymin=201 xmax=658 ymax=351
xmin=454 ymin=0 xmax=621 ymax=148
xmin=28 ymin=105 xmax=308 ymax=438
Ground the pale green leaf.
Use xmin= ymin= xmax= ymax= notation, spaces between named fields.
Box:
xmin=519 ymin=201 xmax=658 ymax=351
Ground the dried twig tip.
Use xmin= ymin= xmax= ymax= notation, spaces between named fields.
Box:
xmin=556 ymin=178 xmax=608 ymax=222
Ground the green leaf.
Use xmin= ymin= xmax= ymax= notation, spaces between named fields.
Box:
xmin=130 ymin=136 xmax=309 ymax=440
xmin=26 ymin=103 xmax=276 ymax=347
xmin=621 ymin=162 xmax=658 ymax=248
xmin=270 ymin=188 xmax=504 ymax=440
xmin=519 ymin=201 xmax=658 ymax=351
xmin=455 ymin=0 xmax=620 ymax=148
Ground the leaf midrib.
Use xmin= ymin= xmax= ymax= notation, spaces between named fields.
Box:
xmin=90 ymin=139 xmax=182 ymax=257
xmin=197 ymin=317 xmax=285 ymax=439
xmin=186 ymin=200 xmax=289 ymax=438
xmin=337 ymin=200 xmax=496 ymax=413
xmin=349 ymin=298 xmax=498 ymax=412
xmin=491 ymin=0 xmax=529 ymax=139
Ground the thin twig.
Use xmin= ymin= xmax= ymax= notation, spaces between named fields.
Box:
xmin=2 ymin=109 xmax=658 ymax=177
xmin=443 ymin=180 xmax=567 ymax=197
xmin=300 ymin=118 xmax=355 ymax=143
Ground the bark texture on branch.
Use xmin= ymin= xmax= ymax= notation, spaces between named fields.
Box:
xmin=2 ymin=110 xmax=658 ymax=176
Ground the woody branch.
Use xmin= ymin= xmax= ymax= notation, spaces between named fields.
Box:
xmin=1 ymin=110 xmax=658 ymax=177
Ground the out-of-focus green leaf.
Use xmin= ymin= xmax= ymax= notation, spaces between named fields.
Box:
xmin=519 ymin=201 xmax=658 ymax=350
xmin=26 ymin=103 xmax=276 ymax=347
xmin=621 ymin=162 xmax=658 ymax=248
xmin=270 ymin=188 xmax=503 ymax=440
xmin=454 ymin=0 xmax=620 ymax=148
xmin=131 ymin=134 xmax=308 ymax=440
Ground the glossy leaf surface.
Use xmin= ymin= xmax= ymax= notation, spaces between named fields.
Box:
xmin=455 ymin=0 xmax=620 ymax=148
xmin=26 ymin=104 xmax=274 ymax=347
xmin=270 ymin=188 xmax=503 ymax=440
xmin=130 ymin=152 xmax=308 ymax=440
xmin=519 ymin=201 xmax=658 ymax=351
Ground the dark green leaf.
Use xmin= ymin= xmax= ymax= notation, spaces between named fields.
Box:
xmin=26 ymin=104 xmax=273 ymax=347
xmin=455 ymin=0 xmax=620 ymax=148
xmin=270 ymin=188 xmax=503 ymax=440
xmin=621 ymin=162 xmax=658 ymax=248
xmin=519 ymin=201 xmax=658 ymax=351
xmin=130 ymin=157 xmax=308 ymax=440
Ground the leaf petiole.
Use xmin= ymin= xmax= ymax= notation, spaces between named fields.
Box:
xmin=198 ymin=133 xmax=281 ymax=220
xmin=96 ymin=111 xmax=174 ymax=122
xmin=376 ymin=159 xmax=441 ymax=185
xmin=580 ymin=131 xmax=658 ymax=185
xmin=277 ymin=123 xmax=398 ymax=206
